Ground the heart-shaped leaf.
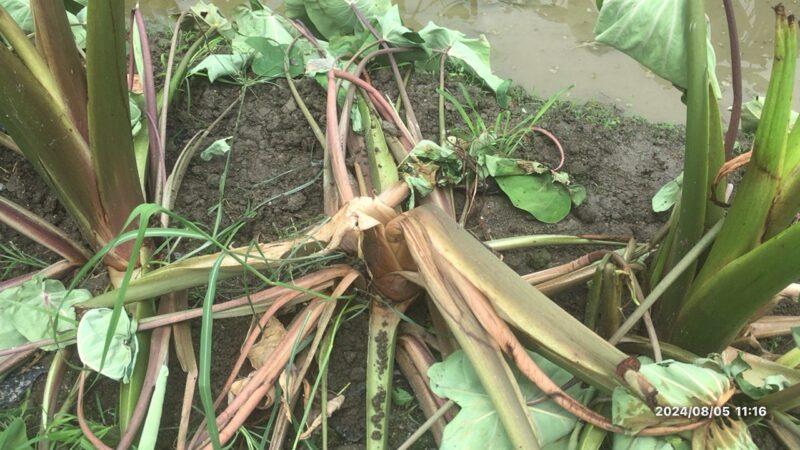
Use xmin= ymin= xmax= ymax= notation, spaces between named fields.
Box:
xmin=594 ymin=0 xmax=720 ymax=97
xmin=495 ymin=174 xmax=572 ymax=223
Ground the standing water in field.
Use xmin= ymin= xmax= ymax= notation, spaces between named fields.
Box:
xmin=137 ymin=0 xmax=800 ymax=123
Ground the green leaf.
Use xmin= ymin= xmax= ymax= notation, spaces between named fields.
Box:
xmin=594 ymin=0 xmax=721 ymax=98
xmin=392 ymin=387 xmax=414 ymax=407
xmin=740 ymin=96 xmax=799 ymax=134
xmin=246 ymin=37 xmax=305 ymax=79
xmin=231 ymin=6 xmax=296 ymax=53
xmin=285 ymin=0 xmax=391 ymax=39
xmin=129 ymin=96 xmax=142 ymax=135
xmin=428 ymin=350 xmax=593 ymax=449
xmin=376 ymin=5 xmax=425 ymax=48
xmin=652 ymin=173 xmax=683 ymax=212
xmin=568 ymin=184 xmax=587 ymax=207
xmin=419 ymin=23 xmax=510 ymax=104
xmin=484 ymin=154 xmax=549 ymax=177
xmin=495 ymin=174 xmax=572 ymax=223
xmin=0 ymin=316 xmax=27 ymax=353
xmin=0 ymin=417 xmax=33 ymax=450
xmin=0 ymin=278 xmax=90 ymax=351
xmin=613 ymin=359 xmax=732 ymax=432
xmin=76 ymin=308 xmax=139 ymax=383
xmin=284 ymin=0 xmax=306 ymax=18
xmin=200 ymin=136 xmax=232 ymax=161
xmin=189 ymin=54 xmax=248 ymax=83
xmin=0 ymin=0 xmax=33 ymax=30
xmin=400 ymin=140 xmax=465 ymax=198
xmin=703 ymin=352 xmax=789 ymax=400
xmin=793 ymin=327 xmax=800 ymax=347
xmin=638 ymin=359 xmax=732 ymax=404
xmin=190 ymin=1 xmax=232 ymax=33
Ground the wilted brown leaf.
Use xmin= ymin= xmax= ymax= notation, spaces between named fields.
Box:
xmin=298 ymin=395 xmax=346 ymax=440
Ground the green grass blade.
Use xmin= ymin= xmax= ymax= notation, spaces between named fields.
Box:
xmin=199 ymin=255 xmax=226 ymax=449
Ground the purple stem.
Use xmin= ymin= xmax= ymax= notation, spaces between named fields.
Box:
xmin=722 ymin=0 xmax=742 ymax=161
xmin=132 ymin=7 xmax=166 ymax=202
xmin=0 ymin=196 xmax=92 ymax=264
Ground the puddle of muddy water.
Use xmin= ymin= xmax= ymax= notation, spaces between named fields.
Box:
xmin=138 ymin=0 xmax=800 ymax=123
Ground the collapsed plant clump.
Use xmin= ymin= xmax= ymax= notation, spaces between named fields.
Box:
xmin=0 ymin=0 xmax=800 ymax=449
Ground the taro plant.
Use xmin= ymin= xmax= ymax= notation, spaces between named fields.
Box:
xmin=2 ymin=0 xmax=800 ymax=449
xmin=0 ymin=0 xmax=212 ymax=445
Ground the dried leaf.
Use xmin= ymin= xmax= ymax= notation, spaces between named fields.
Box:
xmin=298 ymin=395 xmax=346 ymax=440
xmin=228 ymin=373 xmax=275 ymax=409
xmin=248 ymin=317 xmax=287 ymax=369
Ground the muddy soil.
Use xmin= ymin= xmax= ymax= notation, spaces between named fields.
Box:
xmin=1 ymin=69 xmax=796 ymax=449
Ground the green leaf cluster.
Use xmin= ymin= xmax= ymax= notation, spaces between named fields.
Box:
xmin=188 ymin=0 xmax=509 ymax=102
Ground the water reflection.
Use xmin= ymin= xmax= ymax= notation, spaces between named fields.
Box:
xmin=137 ymin=0 xmax=800 ymax=123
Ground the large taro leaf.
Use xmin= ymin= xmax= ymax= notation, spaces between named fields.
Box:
xmin=613 ymin=359 xmax=733 ymax=432
xmin=419 ymin=22 xmax=510 ymax=105
xmin=594 ymin=0 xmax=721 ymax=98
xmin=0 ymin=278 xmax=90 ymax=351
xmin=428 ymin=350 xmax=593 ymax=449
xmin=77 ymin=308 xmax=138 ymax=383
xmin=495 ymin=174 xmax=572 ymax=223
xmin=285 ymin=0 xmax=391 ymax=39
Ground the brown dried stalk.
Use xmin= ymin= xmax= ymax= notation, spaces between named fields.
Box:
xmin=193 ymin=272 xmax=361 ymax=449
